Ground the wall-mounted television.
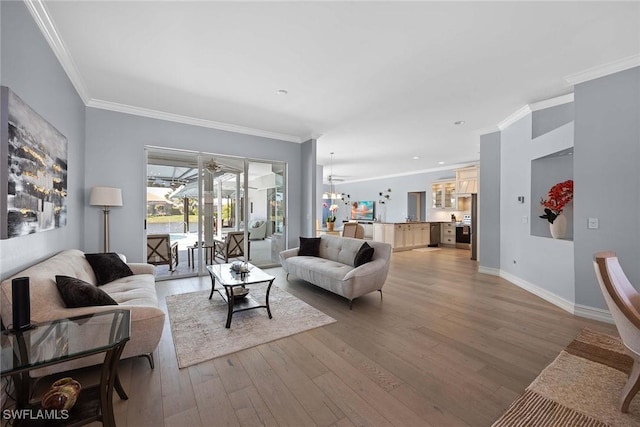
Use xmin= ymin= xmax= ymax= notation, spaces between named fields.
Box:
xmin=350 ymin=201 xmax=375 ymax=221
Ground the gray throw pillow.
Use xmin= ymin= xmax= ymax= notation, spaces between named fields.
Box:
xmin=85 ymin=252 xmax=133 ymax=286
xmin=55 ymin=275 xmax=118 ymax=308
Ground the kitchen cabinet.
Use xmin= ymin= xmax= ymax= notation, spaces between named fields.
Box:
xmin=417 ymin=223 xmax=430 ymax=246
xmin=373 ymin=222 xmax=431 ymax=251
xmin=373 ymin=223 xmax=394 ymax=245
xmin=456 ymin=166 xmax=478 ymax=194
xmin=441 ymin=222 xmax=456 ymax=246
xmin=431 ymin=180 xmax=456 ymax=209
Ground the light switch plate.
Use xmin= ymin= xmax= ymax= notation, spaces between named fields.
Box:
xmin=522 ymin=215 xmax=528 ymax=223
xmin=588 ymin=218 xmax=599 ymax=229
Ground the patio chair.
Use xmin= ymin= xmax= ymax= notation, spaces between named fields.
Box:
xmin=147 ymin=234 xmax=179 ymax=271
xmin=248 ymin=220 xmax=267 ymax=240
xmin=214 ymin=231 xmax=250 ymax=263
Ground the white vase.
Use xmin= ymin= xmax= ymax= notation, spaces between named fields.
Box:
xmin=549 ymin=213 xmax=567 ymax=239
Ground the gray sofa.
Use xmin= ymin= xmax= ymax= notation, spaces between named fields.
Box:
xmin=279 ymin=235 xmax=392 ymax=308
xmin=0 ymin=249 xmax=165 ymax=376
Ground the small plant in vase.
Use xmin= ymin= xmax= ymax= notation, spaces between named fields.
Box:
xmin=324 ymin=203 xmax=338 ymax=231
xmin=539 ymin=179 xmax=573 ymax=238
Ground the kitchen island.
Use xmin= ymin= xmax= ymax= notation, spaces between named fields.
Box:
xmin=372 ymin=222 xmax=437 ymax=251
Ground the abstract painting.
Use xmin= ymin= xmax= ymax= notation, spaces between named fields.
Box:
xmin=1 ymin=86 xmax=67 ymax=239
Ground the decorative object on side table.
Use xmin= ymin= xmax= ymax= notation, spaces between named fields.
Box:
xmin=42 ymin=377 xmax=82 ymax=411
xmin=231 ymin=261 xmax=251 ymax=277
xmin=539 ymin=179 xmax=573 ymax=239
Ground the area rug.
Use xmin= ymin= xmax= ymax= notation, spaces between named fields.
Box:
xmin=166 ymin=285 xmax=336 ymax=368
xmin=412 ymin=247 xmax=441 ymax=252
xmin=492 ymin=329 xmax=640 ymax=426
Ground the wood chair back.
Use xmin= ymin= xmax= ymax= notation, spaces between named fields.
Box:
xmin=593 ymin=251 xmax=640 ymax=412
xmin=342 ymin=223 xmax=364 ymax=239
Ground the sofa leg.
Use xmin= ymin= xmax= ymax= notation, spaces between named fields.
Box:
xmin=378 ymin=289 xmax=383 ymax=300
xmin=349 ymin=299 xmax=354 ymax=310
xmin=286 ymin=273 xmax=290 ymax=280
xmin=141 ymin=353 xmax=155 ymax=369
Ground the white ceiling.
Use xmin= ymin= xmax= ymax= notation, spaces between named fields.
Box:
xmin=37 ymin=1 xmax=640 ymax=182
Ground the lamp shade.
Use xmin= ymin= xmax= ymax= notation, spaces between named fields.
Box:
xmin=90 ymin=187 xmax=123 ymax=207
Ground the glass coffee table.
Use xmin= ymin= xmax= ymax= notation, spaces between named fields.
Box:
xmin=206 ymin=263 xmax=275 ymax=328
xmin=1 ymin=309 xmax=130 ymax=427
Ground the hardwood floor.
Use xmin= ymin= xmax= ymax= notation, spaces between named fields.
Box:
xmin=97 ymin=248 xmax=615 ymax=426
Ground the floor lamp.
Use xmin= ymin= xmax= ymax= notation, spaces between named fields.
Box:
xmin=90 ymin=186 xmax=123 ymax=253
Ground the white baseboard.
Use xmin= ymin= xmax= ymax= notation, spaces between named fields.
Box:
xmin=478 ymin=266 xmax=500 ymax=276
xmin=477 ymin=266 xmax=613 ymax=323
xmin=574 ymin=304 xmax=614 ymax=324
xmin=500 ymin=270 xmax=575 ymax=314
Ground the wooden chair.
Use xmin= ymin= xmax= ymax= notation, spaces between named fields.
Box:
xmin=214 ymin=231 xmax=250 ymax=263
xmin=147 ymin=234 xmax=179 ymax=271
xmin=342 ymin=222 xmax=364 ymax=239
xmin=594 ymin=251 xmax=640 ymax=412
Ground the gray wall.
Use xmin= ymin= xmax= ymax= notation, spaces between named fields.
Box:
xmin=499 ymin=114 xmax=575 ymax=304
xmin=0 ymin=2 xmax=86 ymax=278
xmin=301 ymin=139 xmax=317 ymax=237
xmin=484 ymin=67 xmax=640 ymax=315
xmin=532 ymin=102 xmax=574 ymax=139
xmin=84 ymin=108 xmax=304 ymax=262
xmin=479 ymin=131 xmax=501 ymax=270
xmin=574 ymin=66 xmax=640 ymax=309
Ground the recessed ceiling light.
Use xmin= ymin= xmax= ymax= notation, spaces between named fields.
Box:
xmin=438 ymin=161 xmax=445 ymax=165
xmin=276 ymin=89 xmax=288 ymax=95
xmin=413 ymin=156 xmax=419 ymax=160
xmin=454 ymin=120 xmax=465 ymax=125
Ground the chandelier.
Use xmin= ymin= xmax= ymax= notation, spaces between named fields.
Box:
xmin=322 ymin=152 xmax=341 ymax=200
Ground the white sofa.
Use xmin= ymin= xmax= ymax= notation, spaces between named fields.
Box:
xmin=0 ymin=249 xmax=165 ymax=376
xmin=279 ymin=235 xmax=392 ymax=308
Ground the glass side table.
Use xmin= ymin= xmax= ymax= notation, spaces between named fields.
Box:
xmin=1 ymin=309 xmax=131 ymax=426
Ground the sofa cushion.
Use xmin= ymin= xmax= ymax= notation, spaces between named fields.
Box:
xmin=287 ymin=256 xmax=354 ymax=284
xmin=354 ymin=242 xmax=375 ymax=267
xmin=85 ymin=252 xmax=133 ymax=285
xmin=299 ymin=237 xmax=321 ymax=257
xmin=55 ymin=275 xmax=118 ymax=308
xmin=318 ymin=235 xmax=365 ymax=266
xmin=101 ymin=275 xmax=160 ymax=307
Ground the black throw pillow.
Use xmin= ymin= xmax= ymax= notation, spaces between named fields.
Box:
xmin=354 ymin=242 xmax=375 ymax=267
xmin=84 ymin=252 xmax=133 ymax=286
xmin=55 ymin=275 xmax=118 ymax=308
xmin=298 ymin=237 xmax=321 ymax=257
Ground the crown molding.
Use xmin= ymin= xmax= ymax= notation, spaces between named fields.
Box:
xmin=530 ymin=93 xmax=574 ymax=112
xmin=565 ymin=54 xmax=640 ymax=86
xmin=497 ymin=105 xmax=531 ymax=130
xmin=23 ymin=0 xmax=91 ymax=104
xmin=25 ymin=0 xmax=301 ymax=143
xmin=339 ymin=161 xmax=479 ymax=184
xmin=87 ymin=99 xmax=302 ymax=143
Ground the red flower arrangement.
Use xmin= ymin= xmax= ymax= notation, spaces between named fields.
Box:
xmin=539 ymin=179 xmax=573 ymax=224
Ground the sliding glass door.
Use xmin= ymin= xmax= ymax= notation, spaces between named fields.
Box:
xmin=146 ymin=147 xmax=286 ymax=280
xmin=245 ymin=161 xmax=286 ymax=267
